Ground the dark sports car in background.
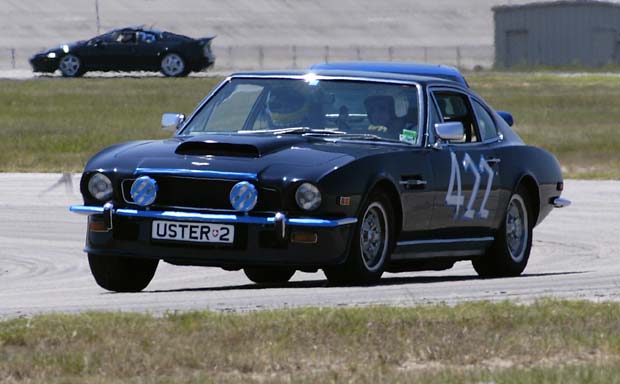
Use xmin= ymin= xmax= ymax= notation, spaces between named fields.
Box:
xmin=29 ymin=26 xmax=215 ymax=77
xmin=70 ymin=63 xmax=570 ymax=292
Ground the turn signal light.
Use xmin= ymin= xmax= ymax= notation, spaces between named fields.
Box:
xmin=290 ymin=231 xmax=318 ymax=244
xmin=88 ymin=218 xmax=109 ymax=232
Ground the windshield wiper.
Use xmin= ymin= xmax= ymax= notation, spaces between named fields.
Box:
xmin=331 ymin=133 xmax=410 ymax=145
xmin=237 ymin=127 xmax=344 ymax=135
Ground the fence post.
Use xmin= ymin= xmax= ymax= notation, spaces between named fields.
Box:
xmin=258 ymin=46 xmax=264 ymax=69
xmin=11 ymin=48 xmax=15 ymax=69
xmin=456 ymin=46 xmax=461 ymax=68
xmin=227 ymin=46 xmax=233 ymax=69
xmin=388 ymin=46 xmax=394 ymax=62
xmin=324 ymin=45 xmax=329 ymax=63
xmin=356 ymin=46 xmax=361 ymax=61
xmin=423 ymin=47 xmax=428 ymax=63
xmin=292 ymin=45 xmax=297 ymax=69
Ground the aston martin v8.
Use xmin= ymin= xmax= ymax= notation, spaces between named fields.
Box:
xmin=70 ymin=65 xmax=570 ymax=292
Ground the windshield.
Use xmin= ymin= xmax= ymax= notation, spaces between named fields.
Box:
xmin=180 ymin=77 xmax=422 ymax=145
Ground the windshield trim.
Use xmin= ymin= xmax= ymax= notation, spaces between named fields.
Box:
xmin=177 ymin=74 xmax=425 ymax=146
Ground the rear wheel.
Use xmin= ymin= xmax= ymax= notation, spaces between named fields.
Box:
xmin=88 ymin=253 xmax=158 ymax=292
xmin=324 ymin=192 xmax=393 ymax=285
xmin=472 ymin=187 xmax=533 ymax=277
xmin=58 ymin=54 xmax=84 ymax=77
xmin=160 ymin=53 xmax=188 ymax=77
xmin=243 ymin=267 xmax=295 ymax=284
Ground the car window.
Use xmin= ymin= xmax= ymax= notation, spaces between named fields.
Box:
xmin=472 ymin=99 xmax=498 ymax=141
xmin=182 ymin=78 xmax=422 ymax=145
xmin=137 ymin=32 xmax=157 ymax=44
xmin=116 ymin=31 xmax=137 ymax=44
xmin=433 ymin=91 xmax=479 ymax=143
xmin=192 ymin=84 xmax=265 ymax=132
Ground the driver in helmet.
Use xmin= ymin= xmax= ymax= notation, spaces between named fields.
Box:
xmin=364 ymin=95 xmax=405 ymax=139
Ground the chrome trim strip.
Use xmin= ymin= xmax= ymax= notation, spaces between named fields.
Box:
xmin=397 ymin=236 xmax=494 ymax=246
xmin=69 ymin=205 xmax=357 ymax=228
xmin=552 ymin=197 xmax=571 ymax=208
xmin=134 ymin=168 xmax=257 ymax=181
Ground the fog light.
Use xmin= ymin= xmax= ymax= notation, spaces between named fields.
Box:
xmin=291 ymin=231 xmax=318 ymax=244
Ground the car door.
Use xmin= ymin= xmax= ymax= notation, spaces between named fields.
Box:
xmin=427 ymin=87 xmax=502 ymax=239
xmin=98 ymin=30 xmax=138 ymax=70
xmin=133 ymin=31 xmax=161 ymax=70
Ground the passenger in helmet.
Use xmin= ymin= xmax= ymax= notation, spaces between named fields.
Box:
xmin=267 ymin=86 xmax=312 ymax=128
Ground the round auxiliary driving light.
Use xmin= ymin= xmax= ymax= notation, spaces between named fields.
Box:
xmin=87 ymin=172 xmax=113 ymax=201
xmin=295 ymin=182 xmax=322 ymax=211
xmin=130 ymin=176 xmax=158 ymax=206
xmin=229 ymin=181 xmax=258 ymax=212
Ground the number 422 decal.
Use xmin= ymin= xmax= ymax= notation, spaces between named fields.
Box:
xmin=446 ymin=152 xmax=495 ymax=220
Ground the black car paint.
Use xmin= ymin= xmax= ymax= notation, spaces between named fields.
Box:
xmin=30 ymin=27 xmax=215 ymax=75
xmin=76 ymin=71 xmax=565 ymax=271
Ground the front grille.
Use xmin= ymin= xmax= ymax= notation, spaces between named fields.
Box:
xmin=122 ymin=176 xmax=281 ymax=211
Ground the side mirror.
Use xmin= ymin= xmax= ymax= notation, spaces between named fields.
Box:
xmin=435 ymin=122 xmax=464 ymax=141
xmin=162 ymin=113 xmax=185 ymax=132
xmin=497 ymin=111 xmax=514 ymax=127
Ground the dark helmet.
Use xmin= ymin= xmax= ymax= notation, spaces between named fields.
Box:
xmin=267 ymin=86 xmax=310 ymax=127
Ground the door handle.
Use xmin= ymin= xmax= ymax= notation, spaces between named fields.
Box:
xmin=399 ymin=179 xmax=427 ymax=190
xmin=486 ymin=157 xmax=501 ymax=165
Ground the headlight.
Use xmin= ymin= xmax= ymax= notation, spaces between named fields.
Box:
xmin=87 ymin=173 xmax=113 ymax=201
xmin=295 ymin=183 xmax=322 ymax=211
xmin=46 ymin=52 xmax=57 ymax=59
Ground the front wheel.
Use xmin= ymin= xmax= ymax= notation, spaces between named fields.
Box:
xmin=160 ymin=53 xmax=188 ymax=77
xmin=472 ymin=187 xmax=533 ymax=278
xmin=243 ymin=267 xmax=295 ymax=284
xmin=88 ymin=253 xmax=158 ymax=292
xmin=58 ymin=54 xmax=84 ymax=77
xmin=324 ymin=192 xmax=393 ymax=285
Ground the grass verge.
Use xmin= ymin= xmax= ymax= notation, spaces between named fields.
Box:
xmin=0 ymin=73 xmax=619 ymax=178
xmin=2 ymin=300 xmax=620 ymax=383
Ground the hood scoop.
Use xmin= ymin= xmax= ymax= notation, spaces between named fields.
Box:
xmin=175 ymin=141 xmax=260 ymax=157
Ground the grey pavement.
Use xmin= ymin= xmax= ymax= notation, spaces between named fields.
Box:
xmin=0 ymin=174 xmax=617 ymax=319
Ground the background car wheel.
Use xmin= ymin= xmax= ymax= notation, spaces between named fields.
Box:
xmin=88 ymin=253 xmax=158 ymax=292
xmin=324 ymin=192 xmax=393 ymax=285
xmin=58 ymin=54 xmax=84 ymax=77
xmin=160 ymin=53 xmax=188 ymax=77
xmin=472 ymin=186 xmax=533 ymax=278
xmin=243 ymin=267 xmax=295 ymax=284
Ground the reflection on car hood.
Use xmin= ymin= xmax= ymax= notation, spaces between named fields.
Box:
xmin=88 ymin=133 xmax=401 ymax=182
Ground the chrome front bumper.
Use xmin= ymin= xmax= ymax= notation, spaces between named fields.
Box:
xmin=69 ymin=204 xmax=357 ymax=229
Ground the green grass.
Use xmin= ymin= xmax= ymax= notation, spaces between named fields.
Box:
xmin=2 ymin=300 xmax=620 ymax=383
xmin=468 ymin=73 xmax=620 ymax=179
xmin=0 ymin=77 xmax=220 ymax=172
xmin=0 ymin=74 xmax=619 ymax=177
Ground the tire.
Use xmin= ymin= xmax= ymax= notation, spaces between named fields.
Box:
xmin=324 ymin=192 xmax=393 ymax=285
xmin=88 ymin=253 xmax=158 ymax=292
xmin=160 ymin=53 xmax=188 ymax=77
xmin=243 ymin=267 xmax=295 ymax=284
xmin=58 ymin=54 xmax=84 ymax=77
xmin=472 ymin=186 xmax=533 ymax=278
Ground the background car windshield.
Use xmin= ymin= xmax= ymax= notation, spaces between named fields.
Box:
xmin=181 ymin=78 xmax=421 ymax=143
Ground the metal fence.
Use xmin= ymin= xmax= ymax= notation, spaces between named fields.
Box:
xmin=1 ymin=44 xmax=494 ymax=72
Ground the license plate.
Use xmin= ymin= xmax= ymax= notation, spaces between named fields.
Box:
xmin=152 ymin=220 xmax=234 ymax=244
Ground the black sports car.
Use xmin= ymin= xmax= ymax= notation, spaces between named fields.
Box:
xmin=30 ymin=26 xmax=215 ymax=77
xmin=70 ymin=64 xmax=570 ymax=292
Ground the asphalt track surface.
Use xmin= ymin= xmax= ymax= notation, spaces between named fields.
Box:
xmin=0 ymin=174 xmax=618 ymax=320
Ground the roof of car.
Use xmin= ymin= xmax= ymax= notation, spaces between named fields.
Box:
xmin=310 ymin=62 xmax=469 ymax=87
xmin=229 ymin=69 xmax=463 ymax=88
